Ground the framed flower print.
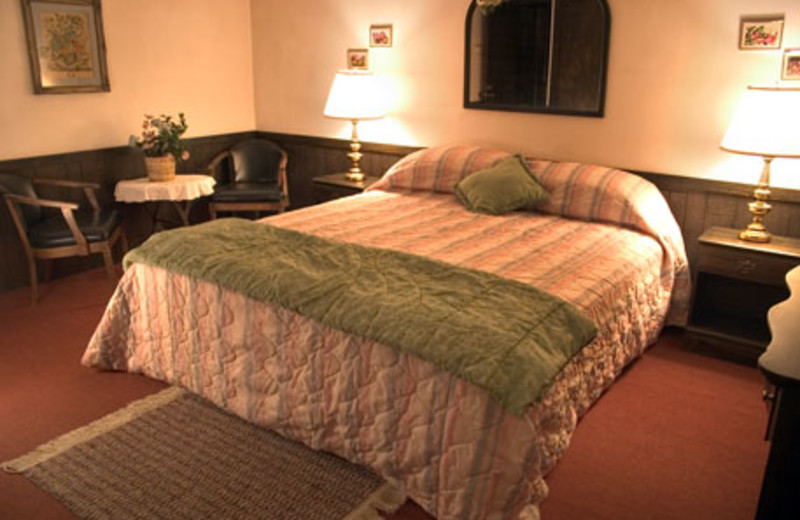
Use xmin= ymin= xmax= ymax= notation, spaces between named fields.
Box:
xmin=20 ymin=0 xmax=111 ymax=94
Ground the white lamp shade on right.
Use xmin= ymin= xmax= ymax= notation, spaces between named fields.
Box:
xmin=323 ymin=70 xmax=387 ymax=121
xmin=720 ymin=85 xmax=800 ymax=158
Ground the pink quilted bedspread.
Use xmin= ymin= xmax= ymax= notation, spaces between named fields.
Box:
xmin=84 ymin=189 xmax=688 ymax=520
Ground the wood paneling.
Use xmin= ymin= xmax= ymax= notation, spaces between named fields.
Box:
xmin=637 ymin=171 xmax=800 ymax=276
xmin=0 ymin=132 xmax=255 ymax=293
xmin=2 ymin=131 xmax=798 ymax=295
xmin=256 ymin=131 xmax=419 ymax=210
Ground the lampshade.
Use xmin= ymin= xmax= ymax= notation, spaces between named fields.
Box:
xmin=720 ymin=85 xmax=800 ymax=158
xmin=323 ymin=70 xmax=387 ymax=121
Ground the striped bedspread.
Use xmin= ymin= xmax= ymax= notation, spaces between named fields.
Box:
xmin=84 ymin=166 xmax=688 ymax=519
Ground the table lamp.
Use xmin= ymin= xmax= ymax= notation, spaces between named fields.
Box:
xmin=323 ymin=70 xmax=387 ymax=182
xmin=720 ymin=85 xmax=800 ymax=243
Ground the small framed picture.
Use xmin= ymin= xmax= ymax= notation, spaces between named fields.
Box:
xmin=738 ymin=15 xmax=784 ymax=50
xmin=347 ymin=48 xmax=369 ymax=70
xmin=782 ymin=48 xmax=800 ymax=81
xmin=369 ymin=24 xmax=393 ymax=48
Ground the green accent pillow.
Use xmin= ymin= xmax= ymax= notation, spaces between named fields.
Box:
xmin=454 ymin=155 xmax=549 ymax=215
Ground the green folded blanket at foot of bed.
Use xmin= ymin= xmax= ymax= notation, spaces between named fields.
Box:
xmin=124 ymin=218 xmax=597 ymax=416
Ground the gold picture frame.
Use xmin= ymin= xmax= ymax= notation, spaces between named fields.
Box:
xmin=20 ymin=0 xmax=111 ymax=94
xmin=369 ymin=24 xmax=392 ymax=48
xmin=782 ymin=48 xmax=800 ymax=81
xmin=738 ymin=15 xmax=784 ymax=50
xmin=346 ymin=48 xmax=369 ymax=70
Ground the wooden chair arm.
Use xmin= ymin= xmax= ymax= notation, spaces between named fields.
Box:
xmin=5 ymin=193 xmax=80 ymax=211
xmin=3 ymin=194 xmax=88 ymax=253
xmin=59 ymin=206 xmax=89 ymax=253
xmin=206 ymin=150 xmax=231 ymax=176
xmin=32 ymin=178 xmax=100 ymax=210
xmin=278 ymin=149 xmax=290 ymax=207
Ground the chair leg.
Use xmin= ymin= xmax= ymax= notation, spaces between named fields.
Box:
xmin=27 ymin=256 xmax=38 ymax=306
xmin=100 ymin=244 xmax=116 ymax=280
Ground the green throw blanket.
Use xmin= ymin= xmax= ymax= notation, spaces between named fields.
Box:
xmin=124 ymin=218 xmax=597 ymax=416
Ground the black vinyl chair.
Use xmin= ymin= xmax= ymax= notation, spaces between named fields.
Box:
xmin=0 ymin=174 xmax=126 ymax=304
xmin=206 ymin=139 xmax=289 ymax=219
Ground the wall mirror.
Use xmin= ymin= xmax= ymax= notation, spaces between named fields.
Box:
xmin=464 ymin=0 xmax=610 ymax=117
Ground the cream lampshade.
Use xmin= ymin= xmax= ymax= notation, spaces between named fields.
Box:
xmin=324 ymin=70 xmax=387 ymax=182
xmin=720 ymin=85 xmax=800 ymax=243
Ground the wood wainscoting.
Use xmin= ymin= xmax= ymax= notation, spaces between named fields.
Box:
xmin=1 ymin=131 xmax=798 ymax=294
xmin=637 ymin=172 xmax=800 ymax=271
xmin=256 ymin=131 xmax=420 ymax=209
xmin=0 ymin=132 xmax=255 ymax=293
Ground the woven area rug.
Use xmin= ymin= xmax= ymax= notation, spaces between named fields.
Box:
xmin=2 ymin=387 xmax=404 ymax=520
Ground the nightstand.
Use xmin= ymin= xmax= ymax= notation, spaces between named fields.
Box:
xmin=687 ymin=226 xmax=800 ymax=364
xmin=312 ymin=173 xmax=380 ymax=203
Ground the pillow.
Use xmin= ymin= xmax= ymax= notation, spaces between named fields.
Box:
xmin=368 ymin=145 xmax=512 ymax=194
xmin=524 ymin=159 xmax=672 ymax=236
xmin=523 ymin=158 xmax=690 ymax=321
xmin=453 ymin=155 xmax=549 ymax=215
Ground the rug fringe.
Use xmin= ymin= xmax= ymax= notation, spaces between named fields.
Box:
xmin=1 ymin=386 xmax=184 ymax=474
xmin=340 ymin=481 xmax=406 ymax=520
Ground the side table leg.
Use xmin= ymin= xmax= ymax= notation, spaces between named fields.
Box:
xmin=172 ymin=200 xmax=192 ymax=226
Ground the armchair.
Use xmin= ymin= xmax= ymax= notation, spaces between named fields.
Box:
xmin=206 ymin=139 xmax=289 ymax=219
xmin=0 ymin=174 xmax=126 ymax=304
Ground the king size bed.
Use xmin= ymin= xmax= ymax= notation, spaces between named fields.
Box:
xmin=83 ymin=145 xmax=689 ymax=520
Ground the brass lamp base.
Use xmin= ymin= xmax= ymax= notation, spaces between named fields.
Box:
xmin=739 ymin=156 xmax=773 ymax=244
xmin=739 ymin=224 xmax=771 ymax=243
xmin=344 ymin=169 xmax=365 ymax=183
xmin=344 ymin=120 xmax=366 ymax=183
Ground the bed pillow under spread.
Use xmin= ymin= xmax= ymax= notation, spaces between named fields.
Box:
xmin=454 ymin=155 xmax=549 ymax=215
xmin=372 ymin=146 xmax=685 ymax=269
xmin=523 ymin=158 xmax=687 ymax=272
xmin=370 ymin=146 xmax=690 ymax=321
xmin=368 ymin=145 xmax=511 ymax=193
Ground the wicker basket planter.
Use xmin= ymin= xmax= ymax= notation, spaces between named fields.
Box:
xmin=144 ymin=155 xmax=176 ymax=182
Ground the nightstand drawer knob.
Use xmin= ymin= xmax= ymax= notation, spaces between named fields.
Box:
xmin=735 ymin=259 xmax=757 ymax=275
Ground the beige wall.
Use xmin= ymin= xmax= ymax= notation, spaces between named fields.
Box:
xmin=0 ymin=0 xmax=255 ymax=161
xmin=3 ymin=1 xmax=798 ymax=188
xmin=251 ymin=0 xmax=800 ymax=189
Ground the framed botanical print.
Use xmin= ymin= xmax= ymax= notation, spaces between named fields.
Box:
xmin=346 ymin=48 xmax=369 ymax=70
xmin=782 ymin=48 xmax=800 ymax=81
xmin=20 ymin=0 xmax=111 ymax=94
xmin=738 ymin=15 xmax=784 ymax=50
xmin=369 ymin=24 xmax=392 ymax=48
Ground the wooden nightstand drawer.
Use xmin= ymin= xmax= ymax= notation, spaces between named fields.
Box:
xmin=688 ymin=227 xmax=800 ymax=364
xmin=312 ymin=173 xmax=380 ymax=204
xmin=698 ymin=244 xmax=796 ymax=286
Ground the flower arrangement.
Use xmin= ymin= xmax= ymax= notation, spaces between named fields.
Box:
xmin=135 ymin=113 xmax=190 ymax=161
xmin=477 ymin=0 xmax=504 ymax=14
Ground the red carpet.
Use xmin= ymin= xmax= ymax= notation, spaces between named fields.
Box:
xmin=0 ymin=269 xmax=768 ymax=520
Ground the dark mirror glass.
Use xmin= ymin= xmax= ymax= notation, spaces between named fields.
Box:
xmin=464 ymin=0 xmax=610 ymax=117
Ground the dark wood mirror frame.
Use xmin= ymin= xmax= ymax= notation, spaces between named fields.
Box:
xmin=464 ymin=0 xmax=610 ymax=117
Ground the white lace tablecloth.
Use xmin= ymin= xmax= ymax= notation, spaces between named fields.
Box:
xmin=114 ymin=175 xmax=216 ymax=203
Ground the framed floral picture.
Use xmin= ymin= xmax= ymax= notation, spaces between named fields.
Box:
xmin=347 ymin=48 xmax=369 ymax=70
xmin=738 ymin=15 xmax=784 ymax=50
xmin=20 ymin=0 xmax=111 ymax=94
xmin=369 ymin=24 xmax=392 ymax=48
xmin=782 ymin=48 xmax=800 ymax=81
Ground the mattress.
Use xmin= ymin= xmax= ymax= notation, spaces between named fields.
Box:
xmin=84 ymin=148 xmax=689 ymax=519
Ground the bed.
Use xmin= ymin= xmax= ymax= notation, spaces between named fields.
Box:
xmin=83 ymin=145 xmax=690 ymax=520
